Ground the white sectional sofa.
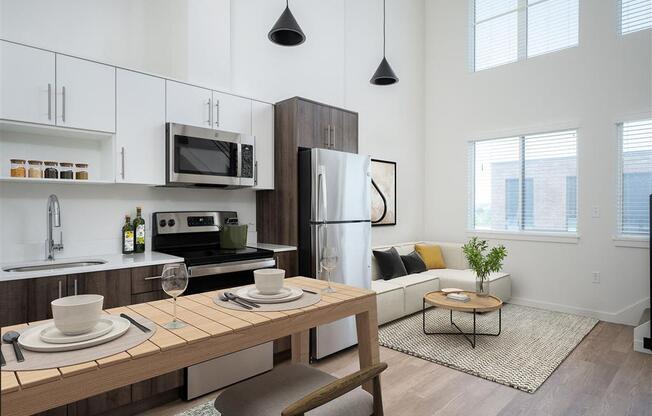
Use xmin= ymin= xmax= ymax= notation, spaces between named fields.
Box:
xmin=371 ymin=242 xmax=512 ymax=325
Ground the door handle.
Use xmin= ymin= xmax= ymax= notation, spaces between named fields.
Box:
xmin=324 ymin=126 xmax=330 ymax=148
xmin=121 ymin=147 xmax=126 ymax=179
xmin=254 ymin=160 xmax=258 ymax=186
xmin=214 ymin=100 xmax=220 ymax=127
xmin=47 ymin=83 xmax=52 ymax=121
xmin=330 ymin=126 xmax=334 ymax=148
xmin=61 ymin=86 xmax=66 ymax=123
xmin=74 ymin=278 xmax=78 ymax=296
xmin=206 ymin=99 xmax=212 ymax=126
xmin=317 ymin=166 xmax=328 ymax=223
xmin=58 ymin=280 xmax=62 ymax=299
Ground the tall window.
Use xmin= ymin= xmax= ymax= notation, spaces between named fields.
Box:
xmin=469 ymin=129 xmax=578 ymax=233
xmin=618 ymin=119 xmax=652 ymax=236
xmin=472 ymin=0 xmax=579 ymax=71
xmin=620 ymin=0 xmax=652 ymax=35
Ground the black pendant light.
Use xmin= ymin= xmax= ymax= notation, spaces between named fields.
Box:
xmin=370 ymin=0 xmax=398 ymax=85
xmin=268 ymin=0 xmax=306 ymax=47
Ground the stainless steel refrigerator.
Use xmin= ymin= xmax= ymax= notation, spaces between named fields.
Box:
xmin=298 ymin=148 xmax=372 ymax=360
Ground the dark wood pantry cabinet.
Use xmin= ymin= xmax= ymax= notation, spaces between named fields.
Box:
xmin=256 ymin=97 xmax=359 ymax=273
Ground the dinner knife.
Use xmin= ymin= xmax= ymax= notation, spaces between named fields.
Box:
xmin=225 ymin=292 xmax=260 ymax=308
xmin=120 ymin=313 xmax=151 ymax=333
xmin=219 ymin=293 xmax=252 ymax=310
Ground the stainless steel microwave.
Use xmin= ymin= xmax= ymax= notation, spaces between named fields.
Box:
xmin=166 ymin=123 xmax=255 ymax=188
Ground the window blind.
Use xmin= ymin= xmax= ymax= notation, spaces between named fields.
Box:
xmin=619 ymin=119 xmax=652 ymax=235
xmin=473 ymin=0 xmax=578 ymax=71
xmin=469 ymin=129 xmax=578 ymax=233
xmin=621 ymin=0 xmax=652 ymax=35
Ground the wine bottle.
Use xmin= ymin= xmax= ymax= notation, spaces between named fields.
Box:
xmin=122 ymin=215 xmax=134 ymax=255
xmin=133 ymin=207 xmax=146 ymax=253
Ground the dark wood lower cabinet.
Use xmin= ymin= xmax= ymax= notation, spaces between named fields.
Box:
xmin=0 ymin=278 xmax=28 ymax=327
xmin=132 ymin=370 xmax=185 ymax=402
xmin=68 ymin=269 xmax=132 ymax=309
xmin=274 ymin=250 xmax=298 ymax=277
xmin=27 ymin=275 xmax=67 ymax=322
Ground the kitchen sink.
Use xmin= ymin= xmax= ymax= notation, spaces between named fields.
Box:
xmin=3 ymin=260 xmax=107 ymax=273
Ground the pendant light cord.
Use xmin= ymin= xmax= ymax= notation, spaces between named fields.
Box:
xmin=383 ymin=0 xmax=386 ymax=57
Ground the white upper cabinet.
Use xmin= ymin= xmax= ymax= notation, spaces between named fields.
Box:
xmin=55 ymin=55 xmax=115 ymax=132
xmin=166 ymin=81 xmax=212 ymax=129
xmin=0 ymin=41 xmax=55 ymax=125
xmin=116 ymin=69 xmax=166 ymax=185
xmin=212 ymin=91 xmax=252 ymax=134
xmin=252 ymin=101 xmax=274 ymax=190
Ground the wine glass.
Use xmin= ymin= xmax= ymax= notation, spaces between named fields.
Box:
xmin=320 ymin=246 xmax=338 ymax=293
xmin=161 ymin=263 xmax=189 ymax=329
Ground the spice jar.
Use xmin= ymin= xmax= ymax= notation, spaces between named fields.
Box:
xmin=75 ymin=163 xmax=89 ymax=180
xmin=44 ymin=161 xmax=59 ymax=179
xmin=28 ymin=160 xmax=43 ymax=178
xmin=60 ymin=162 xmax=74 ymax=180
xmin=10 ymin=159 xmax=26 ymax=178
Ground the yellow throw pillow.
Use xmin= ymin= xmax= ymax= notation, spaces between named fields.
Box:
xmin=415 ymin=244 xmax=446 ymax=269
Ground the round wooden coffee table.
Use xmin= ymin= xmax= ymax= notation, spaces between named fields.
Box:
xmin=422 ymin=291 xmax=503 ymax=348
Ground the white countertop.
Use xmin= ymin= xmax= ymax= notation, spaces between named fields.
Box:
xmin=0 ymin=251 xmax=184 ymax=281
xmin=250 ymin=243 xmax=297 ymax=253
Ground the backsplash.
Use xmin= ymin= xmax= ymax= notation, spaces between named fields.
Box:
xmin=0 ymin=182 xmax=257 ymax=263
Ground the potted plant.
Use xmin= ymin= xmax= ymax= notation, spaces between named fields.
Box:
xmin=462 ymin=237 xmax=507 ymax=297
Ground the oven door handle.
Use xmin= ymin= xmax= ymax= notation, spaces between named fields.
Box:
xmin=188 ymin=258 xmax=276 ymax=278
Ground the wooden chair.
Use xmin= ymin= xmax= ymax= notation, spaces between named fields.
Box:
xmin=214 ymin=362 xmax=387 ymax=416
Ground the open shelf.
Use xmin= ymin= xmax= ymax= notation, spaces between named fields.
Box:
xmin=0 ymin=177 xmax=114 ymax=185
xmin=0 ymin=121 xmax=115 ymax=184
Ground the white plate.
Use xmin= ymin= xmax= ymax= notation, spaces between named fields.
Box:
xmin=18 ymin=316 xmax=131 ymax=352
xmin=247 ymin=287 xmax=293 ymax=300
xmin=237 ymin=286 xmax=304 ymax=304
xmin=40 ymin=318 xmax=114 ymax=344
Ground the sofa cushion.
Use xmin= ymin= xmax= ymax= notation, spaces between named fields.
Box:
xmin=390 ymin=273 xmax=440 ymax=315
xmin=372 ymin=247 xmax=407 ymax=280
xmin=371 ymin=280 xmax=404 ymax=325
xmin=415 ymin=244 xmax=446 ymax=269
xmin=400 ymin=251 xmax=427 ymax=274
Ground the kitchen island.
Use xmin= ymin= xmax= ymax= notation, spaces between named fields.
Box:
xmin=0 ymin=276 xmax=379 ymax=416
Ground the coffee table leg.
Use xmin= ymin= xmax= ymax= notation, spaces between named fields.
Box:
xmin=472 ymin=309 xmax=476 ymax=348
xmin=423 ymin=304 xmax=502 ymax=349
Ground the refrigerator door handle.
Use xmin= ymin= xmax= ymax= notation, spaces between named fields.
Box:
xmin=318 ymin=165 xmax=328 ymax=223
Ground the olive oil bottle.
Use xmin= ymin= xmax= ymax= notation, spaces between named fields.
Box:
xmin=122 ymin=215 xmax=134 ymax=254
xmin=133 ymin=207 xmax=146 ymax=253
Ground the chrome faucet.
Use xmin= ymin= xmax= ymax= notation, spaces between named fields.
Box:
xmin=46 ymin=194 xmax=64 ymax=260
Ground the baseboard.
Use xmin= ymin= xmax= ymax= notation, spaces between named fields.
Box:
xmin=508 ymin=296 xmax=650 ymax=326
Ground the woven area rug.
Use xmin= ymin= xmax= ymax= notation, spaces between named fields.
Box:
xmin=177 ymin=401 xmax=219 ymax=416
xmin=379 ymin=303 xmax=598 ymax=393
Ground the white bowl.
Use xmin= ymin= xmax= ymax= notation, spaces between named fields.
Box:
xmin=51 ymin=294 xmax=104 ymax=335
xmin=254 ymin=268 xmax=285 ymax=295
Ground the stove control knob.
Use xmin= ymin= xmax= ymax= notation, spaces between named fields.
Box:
xmin=159 ymin=219 xmax=166 ymax=227
xmin=168 ymin=219 xmax=176 ymax=227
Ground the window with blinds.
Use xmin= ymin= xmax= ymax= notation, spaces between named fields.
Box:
xmin=472 ymin=0 xmax=579 ymax=71
xmin=619 ymin=119 xmax=652 ymax=235
xmin=469 ymin=129 xmax=578 ymax=233
xmin=620 ymin=0 xmax=652 ymax=35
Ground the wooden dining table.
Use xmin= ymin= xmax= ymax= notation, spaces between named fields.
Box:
xmin=0 ymin=277 xmax=379 ymax=416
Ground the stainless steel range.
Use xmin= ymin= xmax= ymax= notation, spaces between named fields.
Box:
xmin=151 ymin=210 xmax=274 ymax=399
xmin=152 ymin=211 xmax=275 ymax=293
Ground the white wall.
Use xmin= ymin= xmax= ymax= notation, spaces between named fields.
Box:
xmin=424 ymin=0 xmax=651 ymax=324
xmin=0 ymin=0 xmax=425 ymax=260
xmin=231 ymin=0 xmax=425 ymax=246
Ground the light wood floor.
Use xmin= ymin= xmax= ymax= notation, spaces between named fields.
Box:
xmin=141 ymin=322 xmax=651 ymax=416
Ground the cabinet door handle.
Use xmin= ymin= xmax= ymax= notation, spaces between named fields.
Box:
xmin=254 ymin=160 xmax=258 ymax=186
xmin=144 ymin=275 xmax=162 ymax=280
xmin=74 ymin=278 xmax=78 ymax=296
xmin=206 ymin=99 xmax=212 ymax=126
xmin=121 ymin=147 xmax=126 ymax=179
xmin=58 ymin=280 xmax=62 ymax=299
xmin=330 ymin=126 xmax=334 ymax=148
xmin=324 ymin=126 xmax=330 ymax=147
xmin=214 ymin=100 xmax=220 ymax=127
xmin=47 ymin=83 xmax=52 ymax=121
xmin=61 ymin=86 xmax=66 ymax=123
